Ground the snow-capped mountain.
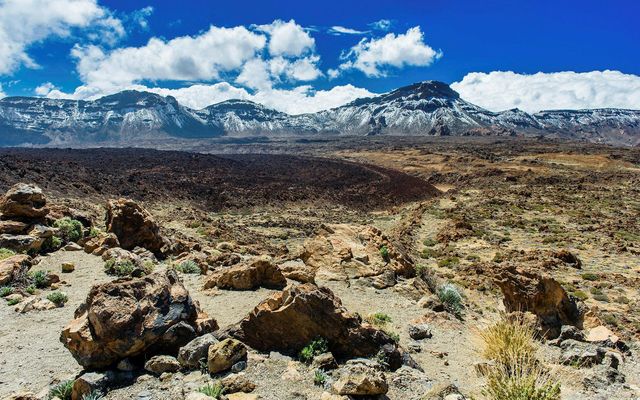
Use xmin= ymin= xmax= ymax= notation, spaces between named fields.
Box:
xmin=1 ymin=81 xmax=639 ymax=146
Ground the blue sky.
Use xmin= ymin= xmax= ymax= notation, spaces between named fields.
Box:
xmin=0 ymin=0 xmax=639 ymax=114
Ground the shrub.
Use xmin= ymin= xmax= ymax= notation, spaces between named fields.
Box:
xmin=104 ymin=260 xmax=136 ymax=276
xmin=581 ymin=273 xmax=599 ymax=281
xmin=198 ymin=383 xmax=223 ymax=399
xmin=483 ymin=361 xmax=561 ymax=400
xmin=41 ymin=236 xmax=63 ymax=253
xmin=379 ymin=245 xmax=390 ymax=262
xmin=592 ymin=294 xmax=609 ymax=302
xmin=30 ymin=270 xmax=49 ymax=288
xmin=175 ymin=260 xmax=200 ymax=274
xmin=81 ymin=391 xmax=104 ymax=400
xmin=314 ymin=370 xmax=327 ymax=386
xmin=49 ymin=380 xmax=74 ymax=400
xmin=480 ymin=316 xmax=537 ymax=368
xmin=7 ymin=298 xmax=20 ymax=306
xmin=88 ymin=227 xmax=101 ymax=238
xmin=47 ymin=291 xmax=68 ymax=306
xmin=299 ymin=337 xmax=329 ymax=363
xmin=365 ymin=312 xmax=392 ymax=326
xmin=0 ymin=286 xmax=12 ymax=297
xmin=423 ymin=238 xmax=438 ymax=247
xmin=438 ymin=256 xmax=460 ymax=268
xmin=572 ymin=290 xmax=588 ymax=301
xmin=53 ymin=218 xmax=83 ymax=242
xmin=0 ymin=248 xmax=16 ymax=260
xmin=437 ymin=283 xmax=463 ymax=316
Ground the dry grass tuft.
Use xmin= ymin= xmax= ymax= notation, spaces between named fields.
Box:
xmin=480 ymin=314 xmax=537 ymax=368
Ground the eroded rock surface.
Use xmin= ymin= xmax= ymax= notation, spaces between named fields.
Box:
xmin=105 ymin=199 xmax=167 ymax=254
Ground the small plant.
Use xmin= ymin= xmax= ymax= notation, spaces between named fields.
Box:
xmin=602 ymin=313 xmax=619 ymax=327
xmin=88 ymin=227 xmax=101 ymax=238
xmin=53 ymin=218 xmax=83 ymax=242
xmin=482 ymin=362 xmax=561 ymax=400
xmin=572 ymin=290 xmax=588 ymax=301
xmin=198 ymin=382 xmax=224 ymax=399
xmin=175 ymin=260 xmax=200 ymax=274
xmin=30 ymin=270 xmax=49 ymax=288
xmin=47 ymin=291 xmax=68 ymax=306
xmin=423 ymin=238 xmax=438 ymax=247
xmin=0 ymin=248 xmax=16 ymax=260
xmin=437 ymin=283 xmax=463 ymax=316
xmin=7 ymin=297 xmax=20 ymax=306
xmin=480 ymin=316 xmax=537 ymax=368
xmin=581 ymin=273 xmax=599 ymax=281
xmin=81 ymin=391 xmax=104 ymax=400
xmin=104 ymin=260 xmax=136 ymax=276
xmin=379 ymin=245 xmax=390 ymax=262
xmin=592 ymin=294 xmax=609 ymax=302
xmin=385 ymin=330 xmax=400 ymax=343
xmin=41 ymin=236 xmax=63 ymax=253
xmin=49 ymin=380 xmax=74 ymax=400
xmin=365 ymin=312 xmax=392 ymax=326
xmin=438 ymin=256 xmax=460 ymax=268
xmin=299 ymin=337 xmax=329 ymax=363
xmin=314 ymin=370 xmax=327 ymax=386
xmin=0 ymin=286 xmax=12 ymax=297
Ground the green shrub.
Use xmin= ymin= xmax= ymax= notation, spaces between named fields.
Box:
xmin=41 ymin=236 xmax=63 ymax=253
xmin=49 ymin=380 xmax=74 ymax=400
xmin=0 ymin=286 xmax=12 ymax=297
xmin=7 ymin=298 xmax=20 ymax=306
xmin=572 ymin=290 xmax=588 ymax=301
xmin=53 ymin=218 xmax=83 ymax=242
xmin=581 ymin=273 xmax=599 ymax=281
xmin=423 ymin=238 xmax=438 ymax=247
xmin=421 ymin=248 xmax=440 ymax=259
xmin=299 ymin=337 xmax=329 ymax=363
xmin=47 ymin=291 xmax=68 ymax=306
xmin=0 ymin=248 xmax=16 ymax=260
xmin=438 ymin=256 xmax=460 ymax=268
xmin=104 ymin=260 xmax=136 ymax=276
xmin=314 ymin=370 xmax=327 ymax=386
xmin=198 ymin=383 xmax=223 ymax=399
xmin=592 ymin=294 xmax=609 ymax=302
xmin=30 ymin=270 xmax=49 ymax=288
xmin=81 ymin=391 xmax=104 ymax=400
xmin=437 ymin=283 xmax=463 ymax=316
xmin=379 ymin=245 xmax=390 ymax=262
xmin=88 ymin=227 xmax=101 ymax=238
xmin=365 ymin=312 xmax=392 ymax=326
xmin=602 ymin=313 xmax=618 ymax=327
xmin=175 ymin=260 xmax=200 ymax=274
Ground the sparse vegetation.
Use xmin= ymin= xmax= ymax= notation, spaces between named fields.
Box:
xmin=81 ymin=391 xmax=104 ymax=400
xmin=379 ymin=245 xmax=390 ymax=262
xmin=581 ymin=273 xmax=599 ymax=281
xmin=7 ymin=297 xmax=20 ymax=306
xmin=365 ymin=312 xmax=392 ymax=326
xmin=30 ymin=270 xmax=49 ymax=288
xmin=0 ymin=286 xmax=12 ymax=297
xmin=88 ymin=226 xmax=101 ymax=238
xmin=423 ymin=238 xmax=438 ymax=247
xmin=41 ymin=236 xmax=63 ymax=253
xmin=437 ymin=283 xmax=463 ymax=316
xmin=198 ymin=382 xmax=224 ymax=399
xmin=438 ymin=256 xmax=460 ymax=268
xmin=572 ymin=290 xmax=588 ymax=301
xmin=314 ymin=370 xmax=327 ymax=386
xmin=48 ymin=380 xmax=74 ymax=400
xmin=299 ymin=337 xmax=329 ymax=363
xmin=104 ymin=260 xmax=136 ymax=276
xmin=175 ymin=260 xmax=200 ymax=274
xmin=47 ymin=291 xmax=68 ymax=306
xmin=53 ymin=218 xmax=84 ymax=242
xmin=480 ymin=316 xmax=537 ymax=367
xmin=0 ymin=248 xmax=16 ymax=260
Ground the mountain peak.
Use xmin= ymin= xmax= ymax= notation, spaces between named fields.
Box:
xmin=389 ymin=80 xmax=460 ymax=100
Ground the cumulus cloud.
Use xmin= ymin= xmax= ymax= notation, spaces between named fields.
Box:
xmin=255 ymin=19 xmax=315 ymax=57
xmin=328 ymin=26 xmax=367 ymax=35
xmin=451 ymin=70 xmax=640 ymax=113
xmin=35 ymin=82 xmax=57 ymax=96
xmin=331 ymin=27 xmax=441 ymax=77
xmin=0 ymin=0 xmax=124 ymax=75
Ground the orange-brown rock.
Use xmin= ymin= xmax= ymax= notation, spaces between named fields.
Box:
xmin=60 ymin=270 xmax=217 ymax=369
xmin=0 ymin=254 xmax=31 ymax=285
xmin=84 ymin=233 xmax=120 ymax=256
xmin=493 ymin=265 xmax=583 ymax=338
xmin=204 ymin=256 xmax=287 ymax=290
xmin=300 ymin=224 xmax=413 ymax=284
xmin=0 ymin=220 xmax=29 ymax=235
xmin=105 ymin=199 xmax=166 ymax=254
xmin=0 ymin=183 xmax=48 ymax=220
xmin=224 ymin=283 xmax=396 ymax=359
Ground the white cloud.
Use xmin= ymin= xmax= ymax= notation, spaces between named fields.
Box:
xmin=35 ymin=82 xmax=57 ymax=96
xmin=255 ymin=19 xmax=315 ymax=57
xmin=0 ymin=83 xmax=5 ymax=98
xmin=332 ymin=27 xmax=441 ymax=77
xmin=130 ymin=6 xmax=154 ymax=30
xmin=235 ymin=58 xmax=272 ymax=90
xmin=0 ymin=0 xmax=124 ymax=75
xmin=328 ymin=26 xmax=367 ymax=35
xmin=369 ymin=19 xmax=392 ymax=31
xmin=451 ymin=70 xmax=640 ymax=113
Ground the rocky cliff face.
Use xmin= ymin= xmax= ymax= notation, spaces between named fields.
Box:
xmin=1 ymin=81 xmax=639 ymax=146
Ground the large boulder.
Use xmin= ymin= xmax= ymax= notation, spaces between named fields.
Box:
xmin=0 ymin=254 xmax=31 ymax=285
xmin=300 ymin=224 xmax=414 ymax=284
xmin=207 ymin=338 xmax=247 ymax=374
xmin=224 ymin=283 xmax=396 ymax=359
xmin=60 ymin=270 xmax=217 ymax=369
xmin=333 ymin=361 xmax=388 ymax=395
xmin=204 ymin=256 xmax=287 ymax=290
xmin=493 ymin=265 xmax=583 ymax=338
xmin=0 ymin=183 xmax=48 ymax=220
xmin=105 ymin=199 xmax=167 ymax=254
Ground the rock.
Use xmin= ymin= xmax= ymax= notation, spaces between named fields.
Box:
xmin=174 ymin=252 xmax=209 ymax=274
xmin=116 ymin=358 xmax=136 ymax=371
xmin=333 ymin=362 xmax=388 ymax=395
xmin=560 ymin=339 xmax=606 ymax=367
xmin=216 ymin=241 xmax=235 ymax=251
xmin=178 ymin=333 xmax=218 ymax=369
xmin=0 ymin=183 xmax=48 ymax=220
xmin=34 ymin=298 xmax=57 ymax=310
xmin=224 ymin=283 xmax=397 ymax=361
xmin=300 ymin=224 xmax=414 ymax=284
xmin=278 ymin=260 xmax=315 ymax=283
xmin=226 ymin=394 xmax=258 ymax=400
xmin=408 ymin=323 xmax=432 ymax=340
xmin=105 ymin=199 xmax=167 ymax=254
xmin=14 ymin=297 xmax=37 ymax=313
xmin=186 ymin=393 xmax=212 ymax=400
xmin=204 ymin=256 xmax=287 ymax=290
xmin=61 ymin=262 xmax=75 ymax=273
xmin=5 ymin=293 xmax=24 ymax=303
xmin=551 ymin=249 xmax=582 ymax=268
xmin=586 ymin=325 xmax=619 ymax=344
xmin=231 ymin=361 xmax=247 ymax=373
xmin=320 ymin=393 xmax=346 ymax=400
xmin=312 ymin=352 xmax=338 ymax=371
xmin=60 ymin=270 xmax=215 ymax=369
xmin=145 ymin=355 xmax=181 ymax=375
xmin=0 ymin=254 xmax=31 ymax=285
xmin=0 ymin=234 xmax=39 ymax=253
xmin=207 ymin=338 xmax=247 ymax=374
xmin=0 ymin=220 xmax=29 ymax=234
xmin=436 ymin=218 xmax=473 ymax=243
xmin=72 ymin=372 xmax=110 ymax=400
xmin=557 ymin=325 xmax=585 ymax=342
xmin=221 ymin=374 xmax=256 ymax=393
xmin=102 ymin=247 xmax=143 ymax=264
xmin=84 ymin=233 xmax=119 ymax=256
xmin=3 ymin=391 xmax=39 ymax=400
xmin=423 ymin=383 xmax=466 ymax=400
xmin=371 ymin=270 xmax=397 ymax=289
xmin=493 ymin=265 xmax=583 ymax=338
xmin=63 ymin=242 xmax=83 ymax=251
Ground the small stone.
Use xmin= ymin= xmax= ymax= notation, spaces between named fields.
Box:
xmin=159 ymin=372 xmax=173 ymax=381
xmin=231 ymin=361 xmax=247 ymax=373
xmin=178 ymin=333 xmax=218 ymax=369
xmin=311 ymin=353 xmax=338 ymax=371
xmin=136 ymin=390 xmax=153 ymax=400
xmin=72 ymin=372 xmax=110 ymax=400
xmin=186 ymin=393 xmax=211 ymax=400
xmin=408 ymin=323 xmax=432 ymax=340
xmin=61 ymin=262 xmax=75 ymax=273
xmin=221 ymin=374 xmax=256 ymax=393
xmin=63 ymin=242 xmax=83 ymax=251
xmin=145 ymin=355 xmax=181 ymax=375
xmin=333 ymin=363 xmax=388 ymax=395
xmin=207 ymin=338 xmax=247 ymax=374
xmin=269 ymin=351 xmax=292 ymax=362
xmin=5 ymin=293 xmax=24 ymax=303
xmin=226 ymin=394 xmax=259 ymax=400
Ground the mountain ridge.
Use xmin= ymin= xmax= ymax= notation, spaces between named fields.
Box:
xmin=1 ymin=81 xmax=639 ymax=146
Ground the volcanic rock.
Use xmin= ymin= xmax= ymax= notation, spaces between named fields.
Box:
xmin=204 ymin=256 xmax=287 ymax=290
xmin=60 ymin=270 xmax=215 ymax=369
xmin=224 ymin=283 xmax=397 ymax=359
xmin=84 ymin=233 xmax=120 ymax=256
xmin=0 ymin=254 xmax=31 ymax=285
xmin=0 ymin=183 xmax=48 ymax=220
xmin=333 ymin=361 xmax=388 ymax=395
xmin=207 ymin=338 xmax=247 ymax=374
xmin=145 ymin=355 xmax=181 ymax=375
xmin=178 ymin=333 xmax=218 ymax=369
xmin=0 ymin=220 xmax=29 ymax=235
xmin=105 ymin=199 xmax=167 ymax=254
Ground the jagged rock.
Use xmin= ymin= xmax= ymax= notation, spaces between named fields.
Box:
xmin=408 ymin=323 xmax=432 ymax=340
xmin=0 ymin=254 xmax=31 ymax=285
xmin=220 ymin=374 xmax=256 ymax=393
xmin=493 ymin=265 xmax=583 ymax=338
xmin=63 ymin=242 xmax=83 ymax=251
xmin=145 ymin=355 xmax=181 ymax=375
xmin=300 ymin=224 xmax=414 ymax=284
xmin=72 ymin=372 xmax=110 ymax=400
xmin=312 ymin=352 xmax=338 ymax=371
xmin=436 ymin=218 xmax=473 ymax=243
xmin=178 ymin=333 xmax=218 ymax=369
xmin=0 ymin=220 xmax=29 ymax=234
xmin=278 ymin=260 xmax=315 ymax=283
xmin=207 ymin=338 xmax=247 ymax=374
xmin=224 ymin=283 xmax=397 ymax=360
xmin=0 ymin=234 xmax=39 ymax=253
xmin=204 ymin=256 xmax=287 ymax=290
xmin=560 ymin=339 xmax=606 ymax=367
xmin=586 ymin=325 xmax=620 ymax=344
xmin=558 ymin=325 xmax=586 ymax=342
xmin=60 ymin=270 xmax=216 ymax=369
xmin=105 ymin=199 xmax=167 ymax=254
xmin=333 ymin=361 xmax=388 ymax=395
xmin=0 ymin=183 xmax=48 ymax=220
xmin=550 ymin=249 xmax=582 ymax=268
xmin=84 ymin=233 xmax=120 ymax=256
